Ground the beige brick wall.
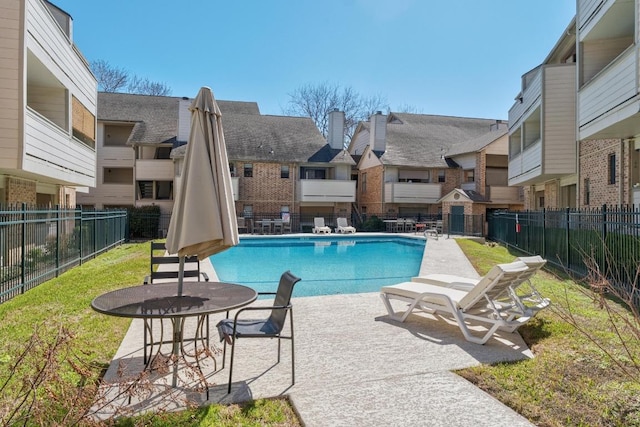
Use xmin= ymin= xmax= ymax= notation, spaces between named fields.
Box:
xmin=544 ymin=181 xmax=559 ymax=208
xmin=476 ymin=152 xmax=486 ymax=196
xmin=579 ymin=138 xmax=631 ymax=207
xmin=5 ymin=177 xmax=37 ymax=206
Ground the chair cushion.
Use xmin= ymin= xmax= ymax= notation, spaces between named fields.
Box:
xmin=216 ymin=318 xmax=280 ymax=341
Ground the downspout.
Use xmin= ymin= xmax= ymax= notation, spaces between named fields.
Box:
xmin=620 ymin=139 xmax=625 ymax=205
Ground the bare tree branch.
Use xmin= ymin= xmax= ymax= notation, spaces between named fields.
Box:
xmin=90 ymin=60 xmax=172 ymax=96
xmin=284 ymin=82 xmax=388 ymax=143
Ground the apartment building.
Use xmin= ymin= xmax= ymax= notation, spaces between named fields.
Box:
xmin=440 ymin=123 xmax=524 ymax=223
xmin=348 ymin=112 xmax=513 ymax=218
xmin=80 ymin=93 xmax=357 ymax=228
xmin=0 ymin=0 xmax=97 ymax=207
xmin=576 ymin=0 xmax=640 ymax=207
xmin=508 ymin=18 xmax=577 ymax=210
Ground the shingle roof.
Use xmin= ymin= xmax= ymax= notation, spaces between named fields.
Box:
xmin=365 ymin=113 xmax=503 ymax=168
xmin=222 ymin=114 xmax=329 ymax=162
xmin=446 ymin=127 xmax=507 ymax=157
xmin=97 ymin=92 xmax=260 ymax=145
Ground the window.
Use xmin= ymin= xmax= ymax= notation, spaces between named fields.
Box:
xmin=281 ymin=165 xmax=290 ymax=179
xmin=608 ymin=154 xmax=616 ymax=184
xmin=244 ymin=163 xmax=253 ymax=177
xmin=584 ymin=178 xmax=590 ymax=205
xmin=438 ymin=169 xmax=445 ymax=183
xmin=464 ymin=169 xmax=475 ymax=183
xmin=155 ymin=146 xmax=172 ymax=159
xmin=361 ymin=172 xmax=367 ymax=192
xmin=243 ymin=205 xmax=253 ymax=218
xmin=229 ymin=163 xmax=237 ymax=177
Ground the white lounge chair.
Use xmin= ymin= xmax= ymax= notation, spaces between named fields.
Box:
xmin=312 ymin=217 xmax=332 ymax=234
xmin=410 ymin=255 xmax=549 ymax=316
xmin=380 ymin=260 xmax=549 ymax=344
xmin=336 ymin=217 xmax=356 ymax=234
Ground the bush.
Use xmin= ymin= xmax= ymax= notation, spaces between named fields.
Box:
xmin=361 ymin=215 xmax=385 ymax=232
xmin=127 ymin=206 xmax=161 ymax=239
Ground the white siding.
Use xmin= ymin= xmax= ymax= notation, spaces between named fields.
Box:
xmin=578 ymin=0 xmax=610 ymax=33
xmin=543 ymin=65 xmax=577 ymax=175
xmin=26 ymin=0 xmax=96 ymax=111
xmin=579 ymin=45 xmax=636 ymax=127
xmin=178 ymin=98 xmax=190 ymax=142
xmin=451 ymin=153 xmax=475 ymax=170
xmin=24 ymin=107 xmax=95 ymax=186
xmin=349 ymin=129 xmax=370 ymax=156
xmin=136 ymin=159 xmax=174 ymax=180
xmin=0 ymin=0 xmax=21 ymax=169
xmin=384 ymin=182 xmax=441 ymax=204
xmin=509 ymin=67 xmax=542 ymax=130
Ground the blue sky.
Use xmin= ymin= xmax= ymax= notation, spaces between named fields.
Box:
xmin=54 ymin=0 xmax=575 ymax=120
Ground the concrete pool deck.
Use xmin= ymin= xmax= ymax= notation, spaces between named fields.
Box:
xmin=94 ymin=234 xmax=535 ymax=426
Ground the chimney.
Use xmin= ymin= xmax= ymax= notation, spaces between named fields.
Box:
xmin=327 ymin=109 xmax=345 ymax=149
xmin=490 ymin=119 xmax=507 ymax=131
xmin=369 ymin=111 xmax=387 ymax=152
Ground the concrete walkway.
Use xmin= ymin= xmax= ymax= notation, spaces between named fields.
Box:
xmin=94 ymin=235 xmax=534 ymax=426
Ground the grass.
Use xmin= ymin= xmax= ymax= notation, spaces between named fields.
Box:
xmin=0 ymin=242 xmax=301 ymax=426
xmin=455 ymin=239 xmax=640 ymax=427
xmin=2 ymin=238 xmax=639 ymax=425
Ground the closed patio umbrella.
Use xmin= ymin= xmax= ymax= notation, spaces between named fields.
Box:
xmin=166 ymin=86 xmax=238 ymax=296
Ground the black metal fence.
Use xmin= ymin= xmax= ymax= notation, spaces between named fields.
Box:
xmin=1 ymin=205 xmax=127 ymax=303
xmin=487 ymin=206 xmax=640 ymax=306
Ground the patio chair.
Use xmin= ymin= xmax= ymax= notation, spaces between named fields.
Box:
xmin=282 ymin=213 xmax=292 ymax=233
xmin=237 ymin=217 xmax=248 ymax=234
xmin=336 ymin=217 xmax=356 ymax=234
xmin=380 ymin=260 xmax=549 ymax=344
xmin=217 ymin=270 xmax=302 ymax=393
xmin=143 ymin=242 xmax=209 ymax=284
xmin=312 ymin=217 xmax=332 ymax=234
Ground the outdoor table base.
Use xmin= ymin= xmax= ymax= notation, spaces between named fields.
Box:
xmin=91 ymin=281 xmax=257 ymax=400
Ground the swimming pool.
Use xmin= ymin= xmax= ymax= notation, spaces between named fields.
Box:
xmin=209 ymin=235 xmax=426 ymax=297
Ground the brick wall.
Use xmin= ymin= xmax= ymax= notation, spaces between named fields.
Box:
xmin=357 ymin=165 xmax=384 ymax=213
xmin=544 ymin=181 xmax=558 ymax=208
xmin=5 ymin=177 xmax=36 ymax=206
xmin=476 ymin=152 xmax=486 ymax=196
xmin=579 ymin=138 xmax=631 ymax=207
xmin=236 ymin=162 xmax=296 ymax=213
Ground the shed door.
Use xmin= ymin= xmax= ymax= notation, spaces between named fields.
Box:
xmin=450 ymin=206 xmax=465 ymax=235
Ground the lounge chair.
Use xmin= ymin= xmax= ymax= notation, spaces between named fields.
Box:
xmin=336 ymin=217 xmax=356 ymax=234
xmin=380 ymin=260 xmax=549 ymax=344
xmin=312 ymin=217 xmax=331 ymax=234
xmin=410 ymin=255 xmax=549 ymax=316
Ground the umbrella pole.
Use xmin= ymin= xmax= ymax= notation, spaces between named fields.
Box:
xmin=177 ymin=256 xmax=185 ymax=296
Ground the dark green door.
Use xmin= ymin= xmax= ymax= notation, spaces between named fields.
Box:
xmin=450 ymin=206 xmax=465 ymax=235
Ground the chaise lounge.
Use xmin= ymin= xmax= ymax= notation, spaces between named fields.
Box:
xmin=380 ymin=260 xmax=550 ymax=344
xmin=336 ymin=217 xmax=356 ymax=234
xmin=312 ymin=217 xmax=332 ymax=234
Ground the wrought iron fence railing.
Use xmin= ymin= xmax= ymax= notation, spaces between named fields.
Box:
xmin=1 ymin=205 xmax=127 ymax=304
xmin=487 ymin=206 xmax=640 ymax=307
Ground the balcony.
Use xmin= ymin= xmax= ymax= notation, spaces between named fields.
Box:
xmin=24 ymin=108 xmax=95 ymax=187
xmin=384 ymin=182 xmax=441 ymax=204
xmin=578 ymin=46 xmax=640 ymax=139
xmin=297 ymin=179 xmax=356 ymax=203
xmin=486 ymin=186 xmax=523 ymax=204
xmin=136 ymin=159 xmax=173 ymax=181
xmin=509 ymin=139 xmax=542 ymax=186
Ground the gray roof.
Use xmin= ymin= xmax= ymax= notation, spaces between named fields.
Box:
xmin=367 ymin=113 xmax=503 ymax=168
xmin=171 ymin=113 xmax=329 ymax=163
xmin=220 ymin=114 xmax=328 ymax=162
xmin=446 ymin=127 xmax=508 ymax=157
xmin=97 ymin=92 xmax=260 ymax=145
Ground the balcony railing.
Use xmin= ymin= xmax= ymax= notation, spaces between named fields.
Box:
xmin=487 ymin=186 xmax=523 ymax=203
xmin=297 ymin=179 xmax=356 ymax=203
xmin=384 ymin=182 xmax=441 ymax=204
xmin=135 ymin=160 xmax=173 ymax=181
xmin=508 ymin=139 xmax=542 ymax=185
xmin=579 ymin=46 xmax=636 ymax=130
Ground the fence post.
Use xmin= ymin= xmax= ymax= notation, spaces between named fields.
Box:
xmin=602 ymin=204 xmax=607 ymax=241
xmin=55 ymin=204 xmax=60 ymax=276
xmin=79 ymin=206 xmax=83 ymax=265
xmin=542 ymin=208 xmax=546 ymax=260
xmin=20 ymin=203 xmax=26 ymax=293
xmin=565 ymin=207 xmax=570 ymax=268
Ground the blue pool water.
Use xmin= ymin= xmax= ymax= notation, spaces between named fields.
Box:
xmin=209 ymin=235 xmax=426 ymax=297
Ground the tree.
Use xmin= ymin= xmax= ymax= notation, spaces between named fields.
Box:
xmin=90 ymin=60 xmax=172 ymax=96
xmin=284 ymin=82 xmax=388 ymax=143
